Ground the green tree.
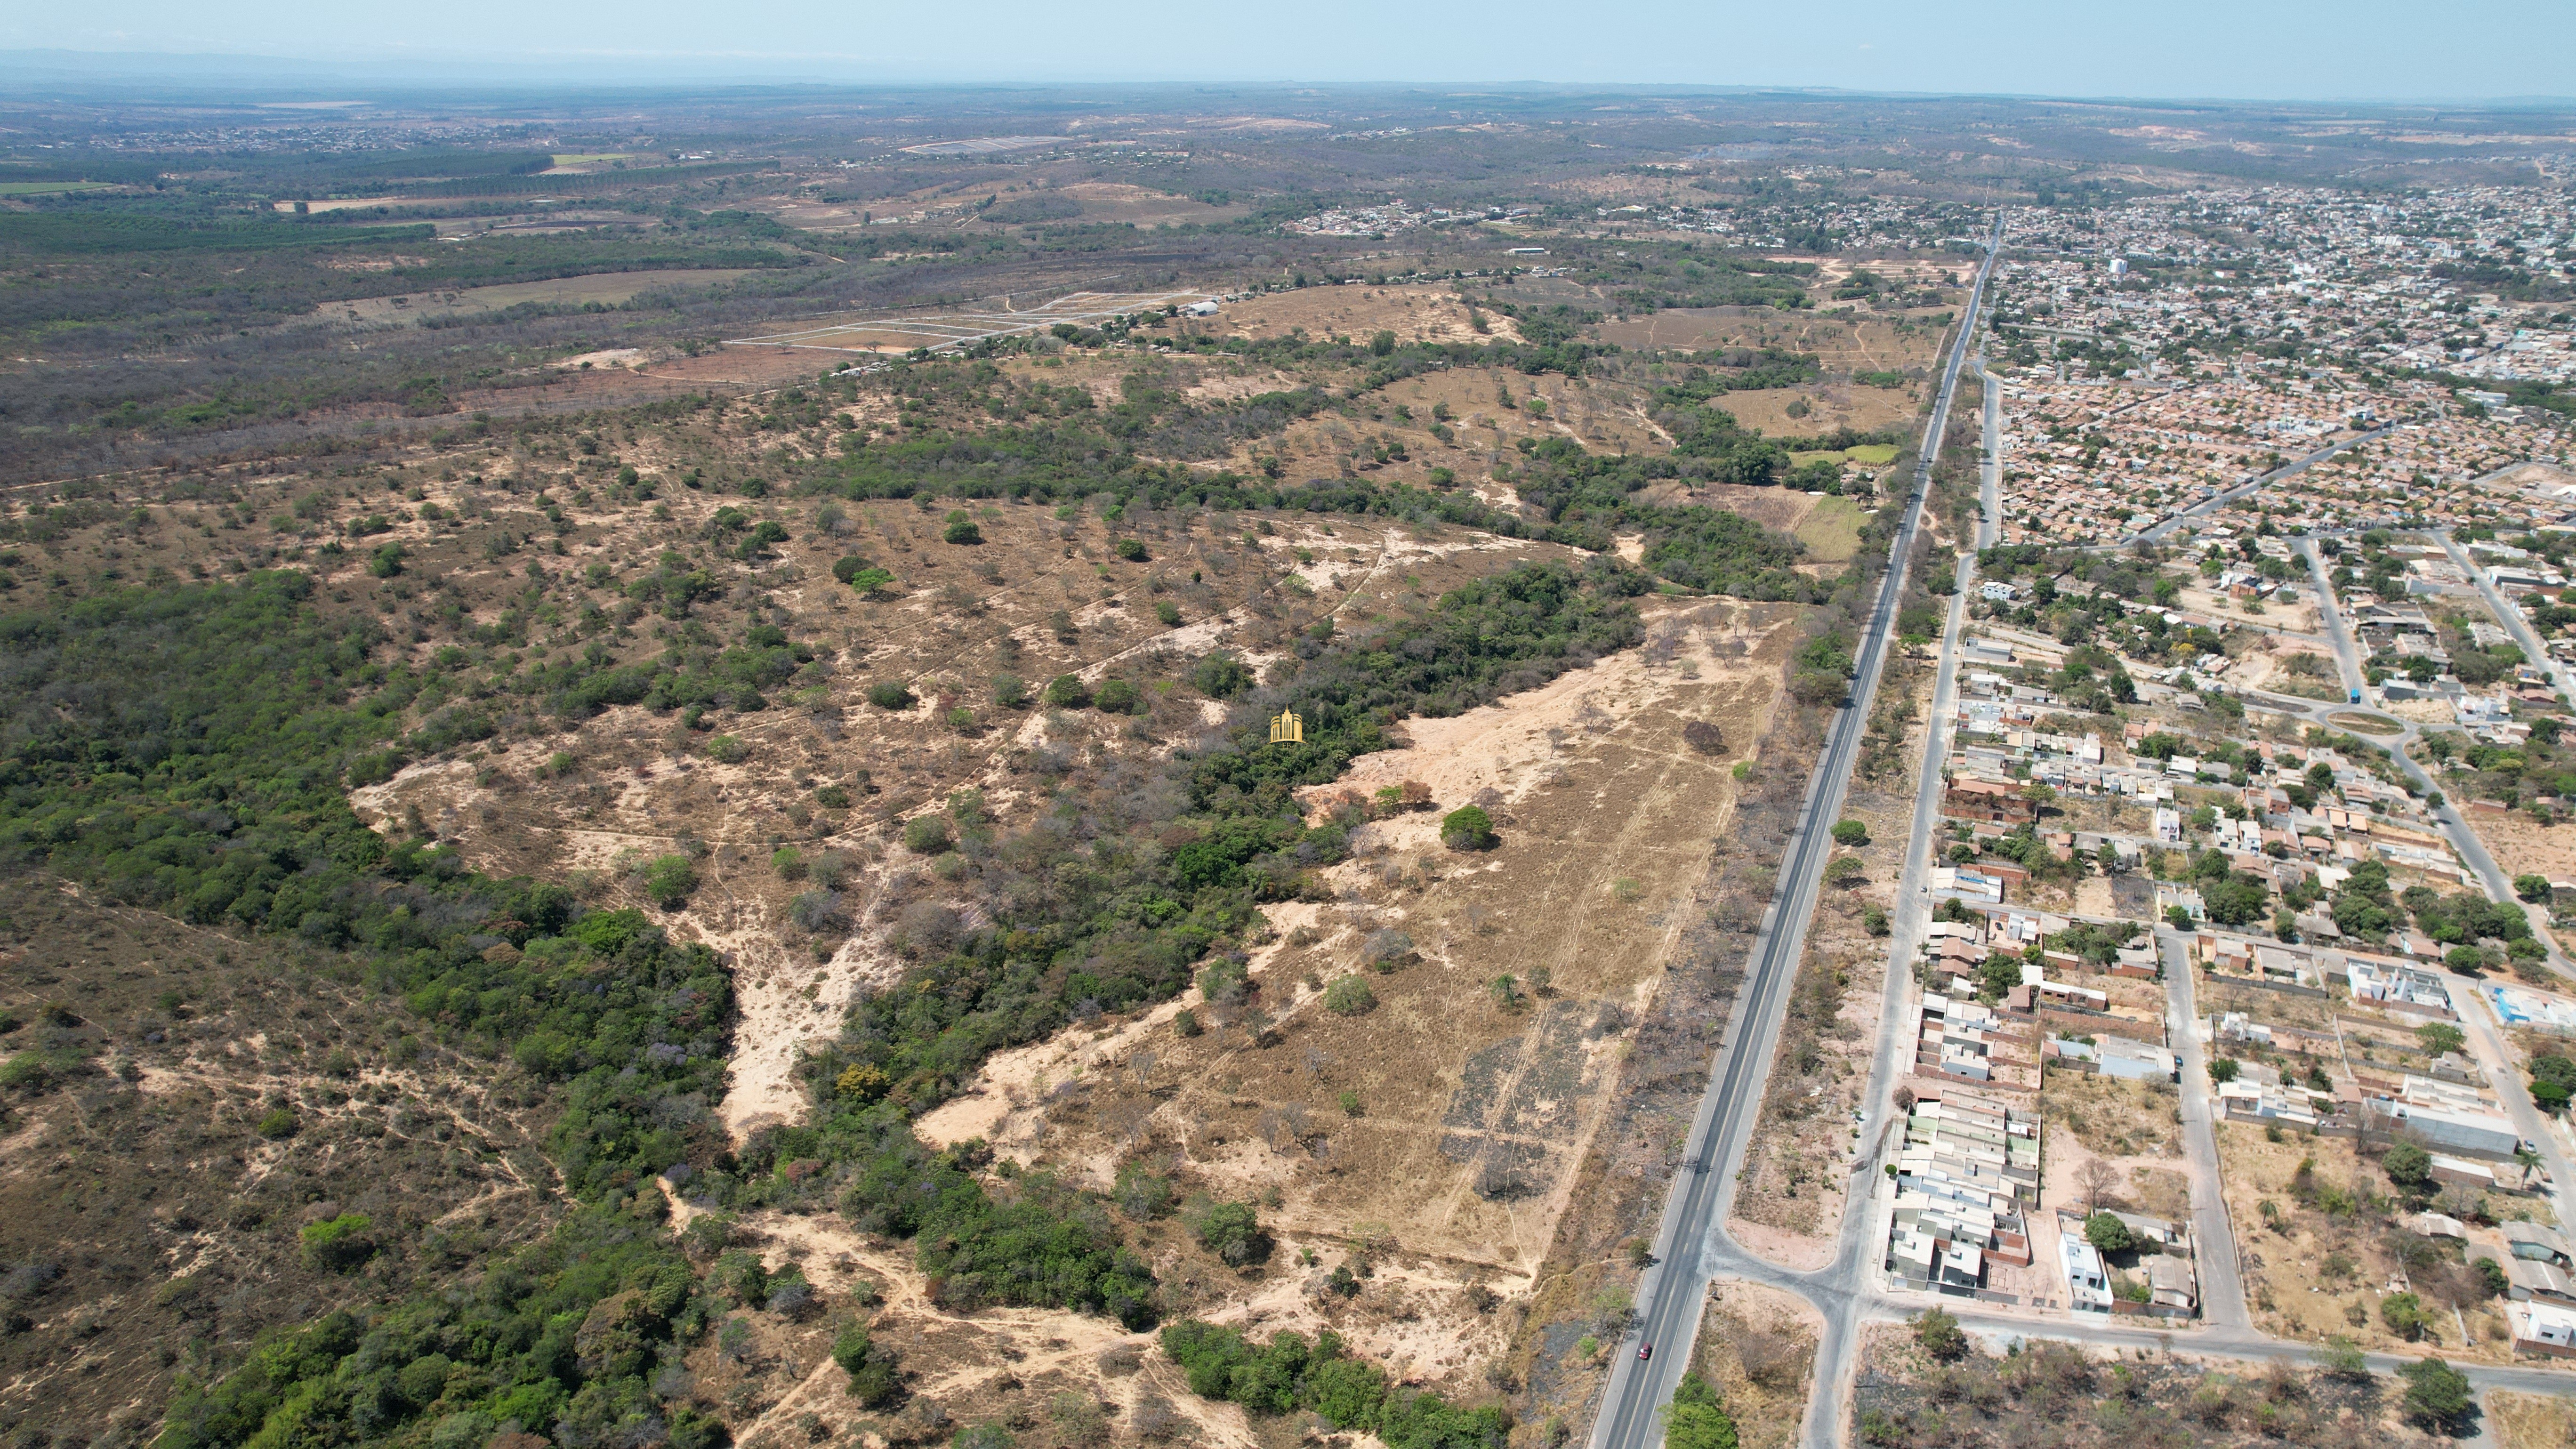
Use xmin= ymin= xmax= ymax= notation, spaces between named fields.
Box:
xmin=903 ymin=815 xmax=954 ymax=855
xmin=1663 ymin=1372 xmax=1739 ymax=1449
xmin=1324 ymin=977 xmax=1377 ymax=1016
xmin=2417 ymin=1022 xmax=2465 ymax=1057
xmin=2516 ymin=872 xmax=2553 ymax=902
xmin=298 ymin=1213 xmax=377 ymax=1272
xmin=2083 ymin=1211 xmax=2136 ymax=1255
xmin=834 ymin=1324 xmax=902 ymax=1407
xmin=1184 ymin=1199 xmax=1270 ymax=1267
xmin=943 ymin=511 xmax=983 ymax=544
xmin=643 ymin=854 xmax=697 ymax=908
xmin=1441 ymin=805 xmax=1497 ymax=851
xmin=867 ymin=681 xmax=915 ymax=709
xmin=1044 ymin=674 xmax=1091 ymax=708
xmin=2209 ymin=1057 xmax=2239 ymax=1085
xmin=1831 ymin=819 xmax=1869 ymax=847
xmin=2383 ymin=1141 xmax=2433 ymax=1191
xmin=1192 ymin=652 xmax=1253 ymax=698
xmin=1913 ymin=1305 xmax=1967 ymax=1362
xmin=2397 ymin=1357 xmax=2473 ymax=1432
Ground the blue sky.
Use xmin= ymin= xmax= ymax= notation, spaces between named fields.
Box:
xmin=6 ymin=0 xmax=2571 ymax=102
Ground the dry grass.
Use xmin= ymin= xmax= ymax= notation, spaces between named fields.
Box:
xmin=2210 ymin=1120 xmax=2516 ymax=1360
xmin=907 ymin=599 xmax=1797 ymax=1377
xmin=2490 ymin=1389 xmax=2576 ymax=1449
xmin=1687 ymin=1281 xmax=1821 ymax=1449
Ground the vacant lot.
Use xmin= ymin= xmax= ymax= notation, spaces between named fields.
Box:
xmin=1686 ymin=1281 xmax=1821 ymax=1449
xmin=1849 ymin=1320 xmax=2445 ymax=1447
xmin=910 ymin=596 xmax=1796 ymax=1377
xmin=2211 ymin=1119 xmax=2518 ymax=1360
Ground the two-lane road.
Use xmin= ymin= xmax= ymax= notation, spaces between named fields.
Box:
xmin=2125 ymin=423 xmax=2398 ymax=546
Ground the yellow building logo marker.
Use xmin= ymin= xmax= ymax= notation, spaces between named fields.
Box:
xmin=1267 ymin=708 xmax=1304 ymax=745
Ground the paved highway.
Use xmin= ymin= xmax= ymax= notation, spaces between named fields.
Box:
xmin=1583 ymin=217 xmax=2003 ymax=1449
xmin=1974 ymin=356 xmax=2000 ymax=551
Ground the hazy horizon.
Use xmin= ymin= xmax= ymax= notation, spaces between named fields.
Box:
xmin=3 ymin=0 xmax=2572 ymax=105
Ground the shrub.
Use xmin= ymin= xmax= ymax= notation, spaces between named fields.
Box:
xmin=1113 ymin=538 xmax=1148 ymax=562
xmin=903 ymin=815 xmax=954 ymax=855
xmin=704 ymin=733 xmax=748 ymax=764
xmin=254 ymin=1107 xmax=301 ymax=1140
xmin=367 ymin=543 xmax=405 ymax=578
xmin=943 ymin=512 xmax=983 ymax=544
xmin=772 ymin=847 xmax=807 ymax=879
xmin=991 ymin=673 xmax=1029 ymax=709
xmin=1155 ymin=601 xmax=1182 ymax=627
xmin=1115 ymin=1164 xmax=1175 ymax=1220
xmin=298 ymin=1213 xmax=377 ymax=1272
xmin=1044 ymin=674 xmax=1091 ymax=708
xmin=1914 ymin=1305 xmax=1966 ymax=1362
xmin=1095 ymin=678 xmax=1142 ymax=714
xmin=1441 ymin=805 xmax=1497 ymax=851
xmin=813 ymin=784 xmax=851 ymax=810
xmin=1681 ymin=719 xmax=1726 ymax=756
xmin=344 ymin=749 xmax=405 ymax=787
xmin=834 ymin=1324 xmax=903 ymax=1407
xmin=1831 ymin=819 xmax=1868 ymax=846
xmin=1173 ymin=1008 xmax=1201 ymax=1038
xmin=1360 ymin=929 xmax=1415 ymax=972
xmin=836 ymin=1063 xmax=890 ymax=1103
xmin=1184 ymin=1199 xmax=1270 ymax=1266
xmin=867 ymin=681 xmax=915 ymax=710
xmin=2381 ymin=1290 xmax=2429 ymax=1340
xmin=643 ymin=854 xmax=698 ymax=908
xmin=788 ymin=890 xmax=848 ymax=934
xmin=1324 ymin=977 xmax=1377 ymax=1015
xmin=1338 ymin=1089 xmax=1362 ymax=1116
xmin=1191 ymin=652 xmax=1253 ymax=698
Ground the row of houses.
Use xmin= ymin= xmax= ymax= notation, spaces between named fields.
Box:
xmin=1887 ymin=1085 xmax=2041 ymax=1292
